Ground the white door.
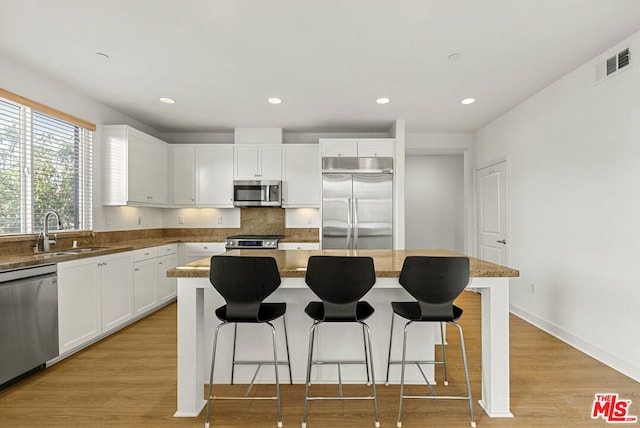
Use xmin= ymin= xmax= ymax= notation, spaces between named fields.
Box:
xmin=476 ymin=161 xmax=508 ymax=265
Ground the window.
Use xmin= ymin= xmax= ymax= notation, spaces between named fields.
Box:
xmin=0 ymin=94 xmax=93 ymax=234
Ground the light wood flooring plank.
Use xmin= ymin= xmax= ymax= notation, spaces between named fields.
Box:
xmin=0 ymin=291 xmax=638 ymax=427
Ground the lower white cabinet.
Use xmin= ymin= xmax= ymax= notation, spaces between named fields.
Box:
xmin=158 ymin=246 xmax=178 ymax=303
xmin=133 ymin=244 xmax=178 ymax=315
xmin=101 ymin=252 xmax=135 ymax=333
xmin=57 ymin=245 xmax=178 ymax=357
xmin=133 ymin=247 xmax=159 ymax=316
xmin=58 ymin=252 xmax=134 ymax=354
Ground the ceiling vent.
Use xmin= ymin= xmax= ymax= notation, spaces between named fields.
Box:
xmin=595 ymin=47 xmax=631 ymax=83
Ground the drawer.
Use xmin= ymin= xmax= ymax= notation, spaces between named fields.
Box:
xmin=157 ymin=244 xmax=177 ymax=256
xmin=278 ymin=242 xmax=320 ymax=250
xmin=132 ymin=247 xmax=159 ymax=262
xmin=183 ymin=242 xmax=226 ymax=253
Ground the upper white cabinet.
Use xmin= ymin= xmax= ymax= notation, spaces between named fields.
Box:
xmin=282 ymin=144 xmax=320 ymax=207
xmin=320 ymin=138 xmax=395 ymax=158
xmin=234 ymin=145 xmax=282 ymax=180
xmin=320 ymin=139 xmax=357 ymax=157
xmin=171 ymin=144 xmax=196 ymax=205
xmin=197 ymin=145 xmax=234 ymax=206
xmin=103 ymin=125 xmax=169 ymax=206
xmin=172 ymin=144 xmax=234 ymax=207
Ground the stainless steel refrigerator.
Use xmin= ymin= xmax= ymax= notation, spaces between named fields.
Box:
xmin=322 ymin=157 xmax=393 ymax=250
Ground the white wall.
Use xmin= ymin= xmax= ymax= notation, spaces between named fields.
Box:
xmin=406 ymin=133 xmax=473 ymax=253
xmin=0 ymin=52 xmax=165 ymax=232
xmin=474 ymin=32 xmax=640 ymax=381
xmin=405 ymin=155 xmax=464 ymax=252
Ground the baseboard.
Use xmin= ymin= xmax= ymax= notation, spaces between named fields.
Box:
xmin=509 ymin=304 xmax=640 ymax=382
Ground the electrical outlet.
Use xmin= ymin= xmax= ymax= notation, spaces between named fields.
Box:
xmin=137 ymin=216 xmax=142 ymax=225
xmin=217 ymin=215 xmax=223 ymax=225
xmin=106 ymin=215 xmax=112 ymax=226
xmin=178 ymin=215 xmax=184 ymax=224
xmin=530 ymin=283 xmax=536 ymax=294
xmin=307 ymin=216 xmax=313 ymax=225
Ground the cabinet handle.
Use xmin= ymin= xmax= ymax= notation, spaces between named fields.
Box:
xmin=203 ymin=246 xmax=208 ymax=250
xmin=135 ymin=268 xmax=139 ymax=272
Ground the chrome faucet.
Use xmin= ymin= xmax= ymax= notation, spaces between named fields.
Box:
xmin=42 ymin=210 xmax=64 ymax=252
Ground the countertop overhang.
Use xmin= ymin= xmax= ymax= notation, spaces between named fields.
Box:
xmin=167 ymin=249 xmax=520 ymax=278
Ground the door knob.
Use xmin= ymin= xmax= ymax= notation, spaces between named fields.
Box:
xmin=497 ymin=239 xmax=507 ymax=244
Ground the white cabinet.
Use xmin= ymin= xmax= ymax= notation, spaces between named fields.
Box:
xmin=103 ymin=125 xmax=170 ymax=206
xmin=278 ymin=242 xmax=320 ymax=250
xmin=172 ymin=144 xmax=234 ymax=207
xmin=182 ymin=242 xmax=226 ymax=264
xmin=58 ymin=258 xmax=101 ymax=354
xmin=133 ymin=247 xmax=159 ymax=316
xmin=320 ymin=138 xmax=395 ymax=158
xmin=320 ymin=139 xmax=357 ymax=157
xmin=171 ymin=144 xmax=196 ymax=205
xmin=157 ymin=244 xmax=178 ymax=303
xmin=58 ymin=252 xmax=134 ymax=354
xmin=101 ymin=252 xmax=135 ymax=333
xmin=133 ymin=245 xmax=179 ymax=314
xmin=197 ymin=145 xmax=234 ymax=206
xmin=282 ymin=145 xmax=320 ymax=207
xmin=234 ymin=145 xmax=282 ymax=180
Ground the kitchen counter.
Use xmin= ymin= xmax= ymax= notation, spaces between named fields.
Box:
xmin=172 ymin=249 xmax=519 ymax=419
xmin=168 ymin=248 xmax=519 ymax=278
xmin=0 ymin=238 xmax=181 ymax=271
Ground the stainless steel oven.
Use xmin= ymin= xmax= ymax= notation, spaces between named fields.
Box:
xmin=233 ymin=180 xmax=281 ymax=207
xmin=225 ymin=235 xmax=284 ymax=250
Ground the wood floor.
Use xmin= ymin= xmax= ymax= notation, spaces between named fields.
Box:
xmin=0 ymin=291 xmax=638 ymax=427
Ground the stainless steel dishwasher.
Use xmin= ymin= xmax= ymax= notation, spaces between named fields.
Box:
xmin=0 ymin=263 xmax=59 ymax=388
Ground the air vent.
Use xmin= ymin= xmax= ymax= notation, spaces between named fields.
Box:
xmin=618 ymin=48 xmax=630 ymax=69
xmin=595 ymin=46 xmax=632 ymax=83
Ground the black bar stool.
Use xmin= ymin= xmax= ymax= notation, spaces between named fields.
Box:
xmin=301 ymin=255 xmax=380 ymax=428
xmin=385 ymin=256 xmax=475 ymax=428
xmin=204 ymin=255 xmax=292 ymax=428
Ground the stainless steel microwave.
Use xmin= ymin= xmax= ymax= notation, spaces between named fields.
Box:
xmin=233 ymin=180 xmax=282 ymax=207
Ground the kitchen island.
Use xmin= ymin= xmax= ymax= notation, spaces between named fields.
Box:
xmin=167 ymin=249 xmax=519 ymax=419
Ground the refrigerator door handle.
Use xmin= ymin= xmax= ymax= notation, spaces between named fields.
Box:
xmin=346 ymin=197 xmax=352 ymax=250
xmin=353 ymin=198 xmax=359 ymax=249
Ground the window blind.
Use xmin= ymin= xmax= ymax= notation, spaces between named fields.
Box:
xmin=0 ymin=96 xmax=93 ymax=234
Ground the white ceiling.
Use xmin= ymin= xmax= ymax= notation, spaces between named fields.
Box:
xmin=1 ymin=0 xmax=640 ymax=134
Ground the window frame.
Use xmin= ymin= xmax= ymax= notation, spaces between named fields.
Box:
xmin=0 ymin=89 xmax=95 ymax=235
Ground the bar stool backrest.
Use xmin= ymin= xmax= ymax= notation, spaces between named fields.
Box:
xmin=398 ymin=256 xmax=470 ymax=321
xmin=305 ymin=255 xmax=376 ymax=320
xmin=210 ymin=255 xmax=281 ymax=321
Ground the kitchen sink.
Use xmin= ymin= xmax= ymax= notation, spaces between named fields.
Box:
xmin=43 ymin=248 xmax=108 ymax=256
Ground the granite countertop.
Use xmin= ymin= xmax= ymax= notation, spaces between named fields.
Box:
xmin=167 ymin=249 xmax=520 ymax=279
xmin=0 ymin=238 xmax=180 ymax=271
xmin=0 ymin=235 xmax=322 ymax=272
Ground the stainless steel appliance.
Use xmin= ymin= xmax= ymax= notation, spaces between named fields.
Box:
xmin=233 ymin=180 xmax=282 ymax=207
xmin=225 ymin=234 xmax=284 ymax=250
xmin=322 ymin=157 xmax=393 ymax=250
xmin=1 ymin=263 xmax=59 ymax=388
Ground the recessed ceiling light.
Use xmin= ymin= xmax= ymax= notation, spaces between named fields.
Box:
xmin=376 ymin=97 xmax=390 ymax=104
xmin=461 ymin=98 xmax=476 ymax=105
xmin=95 ymin=52 xmax=110 ymax=59
xmin=159 ymin=97 xmax=175 ymax=104
xmin=448 ymin=53 xmax=462 ymax=62
xmin=268 ymin=98 xmax=282 ymax=104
